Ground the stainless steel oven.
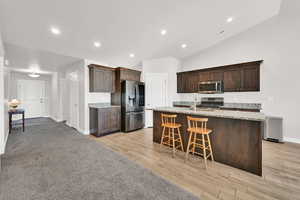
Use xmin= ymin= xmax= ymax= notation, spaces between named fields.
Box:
xmin=198 ymin=81 xmax=224 ymax=94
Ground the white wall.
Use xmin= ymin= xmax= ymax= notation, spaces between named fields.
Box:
xmin=0 ymin=58 xmax=6 ymax=155
xmin=50 ymin=72 xmax=59 ymax=120
xmin=181 ymin=0 xmax=300 ymax=142
xmin=0 ymin=30 xmax=7 ymax=155
xmin=2 ymin=68 xmax=10 ymax=154
xmin=9 ymin=71 xmax=52 ymax=118
xmin=0 ymin=31 xmax=4 ymax=57
xmin=142 ymin=57 xmax=181 ymax=106
xmin=57 ymin=60 xmax=88 ymax=134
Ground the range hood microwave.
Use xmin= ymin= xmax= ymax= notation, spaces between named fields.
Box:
xmin=198 ymin=81 xmax=224 ymax=94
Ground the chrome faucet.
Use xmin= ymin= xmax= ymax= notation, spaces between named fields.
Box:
xmin=190 ymin=93 xmax=198 ymax=111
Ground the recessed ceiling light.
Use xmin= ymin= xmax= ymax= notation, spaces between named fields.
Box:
xmin=161 ymin=29 xmax=167 ymax=36
xmin=181 ymin=44 xmax=187 ymax=49
xmin=129 ymin=53 xmax=135 ymax=58
xmin=28 ymin=73 xmax=40 ymax=78
xmin=227 ymin=17 xmax=234 ymax=23
xmin=50 ymin=27 xmax=61 ymax=35
xmin=94 ymin=42 xmax=101 ymax=47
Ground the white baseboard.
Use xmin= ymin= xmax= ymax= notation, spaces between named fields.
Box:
xmin=49 ymin=116 xmax=64 ymax=123
xmin=78 ymin=128 xmax=90 ymax=135
xmin=283 ymin=137 xmax=300 ymax=144
xmin=64 ymin=122 xmax=90 ymax=135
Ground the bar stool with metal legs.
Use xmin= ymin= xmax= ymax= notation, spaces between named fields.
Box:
xmin=160 ymin=114 xmax=184 ymax=157
xmin=185 ymin=116 xmax=214 ymax=168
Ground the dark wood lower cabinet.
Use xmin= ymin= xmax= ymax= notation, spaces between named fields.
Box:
xmin=90 ymin=107 xmax=121 ymax=137
xmin=153 ymin=110 xmax=263 ymax=176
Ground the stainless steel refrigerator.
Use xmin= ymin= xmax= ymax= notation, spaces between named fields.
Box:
xmin=121 ymin=80 xmax=145 ymax=132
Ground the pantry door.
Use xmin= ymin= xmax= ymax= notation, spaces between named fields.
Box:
xmin=144 ymin=73 xmax=168 ymax=127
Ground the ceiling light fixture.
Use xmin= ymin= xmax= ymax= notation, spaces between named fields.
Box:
xmin=129 ymin=53 xmax=135 ymax=58
xmin=94 ymin=42 xmax=101 ymax=47
xmin=28 ymin=72 xmax=40 ymax=78
xmin=227 ymin=17 xmax=234 ymax=23
xmin=50 ymin=27 xmax=61 ymax=35
xmin=161 ymin=29 xmax=167 ymax=36
xmin=181 ymin=44 xmax=187 ymax=49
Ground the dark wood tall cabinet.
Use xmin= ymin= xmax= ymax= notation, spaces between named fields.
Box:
xmin=177 ymin=60 xmax=262 ymax=93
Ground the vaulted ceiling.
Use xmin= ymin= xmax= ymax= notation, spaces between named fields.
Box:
xmin=0 ymin=0 xmax=282 ymax=70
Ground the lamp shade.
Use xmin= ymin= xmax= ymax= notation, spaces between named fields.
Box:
xmin=9 ymin=99 xmax=21 ymax=109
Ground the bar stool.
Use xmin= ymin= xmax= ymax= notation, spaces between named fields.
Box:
xmin=185 ymin=116 xmax=214 ymax=168
xmin=160 ymin=114 xmax=184 ymax=157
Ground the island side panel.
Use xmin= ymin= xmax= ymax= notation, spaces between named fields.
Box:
xmin=153 ymin=111 xmax=262 ymax=176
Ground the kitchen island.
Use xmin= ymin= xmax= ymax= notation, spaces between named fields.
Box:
xmin=153 ymin=107 xmax=265 ymax=176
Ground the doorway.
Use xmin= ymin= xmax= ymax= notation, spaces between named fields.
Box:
xmin=69 ymin=78 xmax=79 ymax=130
xmin=17 ymin=79 xmax=47 ymax=118
xmin=144 ymin=73 xmax=168 ymax=127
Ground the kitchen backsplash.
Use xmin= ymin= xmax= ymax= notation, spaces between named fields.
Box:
xmin=88 ymin=92 xmax=111 ymax=103
xmin=178 ymin=92 xmax=270 ymax=110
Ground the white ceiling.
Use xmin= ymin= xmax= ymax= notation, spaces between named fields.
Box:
xmin=0 ymin=0 xmax=282 ymax=69
xmin=3 ymin=43 xmax=81 ymax=74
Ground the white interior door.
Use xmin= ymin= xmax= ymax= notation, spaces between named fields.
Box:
xmin=69 ymin=80 xmax=79 ymax=130
xmin=145 ymin=73 xmax=168 ymax=127
xmin=17 ymin=80 xmax=46 ymax=118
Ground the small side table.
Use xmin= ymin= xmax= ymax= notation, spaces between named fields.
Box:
xmin=8 ymin=109 xmax=25 ymax=134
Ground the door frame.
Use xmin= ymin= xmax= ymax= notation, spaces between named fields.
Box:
xmin=68 ymin=78 xmax=80 ymax=130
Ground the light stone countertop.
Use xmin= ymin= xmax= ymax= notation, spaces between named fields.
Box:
xmin=173 ymin=101 xmax=262 ymax=110
xmin=89 ymin=103 xmax=120 ymax=109
xmin=153 ymin=107 xmax=266 ymax=121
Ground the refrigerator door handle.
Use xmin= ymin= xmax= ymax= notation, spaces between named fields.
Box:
xmin=135 ymin=84 xmax=139 ymax=108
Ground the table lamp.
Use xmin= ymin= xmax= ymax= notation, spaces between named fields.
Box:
xmin=9 ymin=99 xmax=21 ymax=110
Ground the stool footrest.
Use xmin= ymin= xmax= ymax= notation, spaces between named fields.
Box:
xmin=189 ymin=143 xmax=210 ymax=150
xmin=188 ymin=151 xmax=213 ymax=158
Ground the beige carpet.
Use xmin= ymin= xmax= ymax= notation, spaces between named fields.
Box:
xmin=0 ymin=118 xmax=199 ymax=200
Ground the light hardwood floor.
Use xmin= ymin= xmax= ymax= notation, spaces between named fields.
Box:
xmin=91 ymin=128 xmax=300 ymax=200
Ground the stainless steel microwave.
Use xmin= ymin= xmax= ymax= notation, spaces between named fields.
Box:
xmin=198 ymin=81 xmax=224 ymax=94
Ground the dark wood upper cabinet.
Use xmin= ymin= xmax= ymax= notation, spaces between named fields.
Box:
xmin=199 ymin=71 xmax=210 ymax=82
xmin=223 ymin=67 xmax=242 ymax=92
xmin=241 ymin=63 xmax=260 ymax=92
xmin=189 ymin=71 xmax=200 ymax=93
xmin=111 ymin=67 xmax=141 ymax=105
xmin=177 ymin=72 xmax=199 ymax=93
xmin=89 ymin=65 xmax=115 ymax=93
xmin=177 ymin=60 xmax=262 ymax=93
xmin=89 ymin=65 xmax=141 ymax=94
xmin=119 ymin=68 xmax=141 ymax=82
xmin=177 ymin=73 xmax=184 ymax=93
xmin=210 ymin=70 xmax=224 ymax=81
